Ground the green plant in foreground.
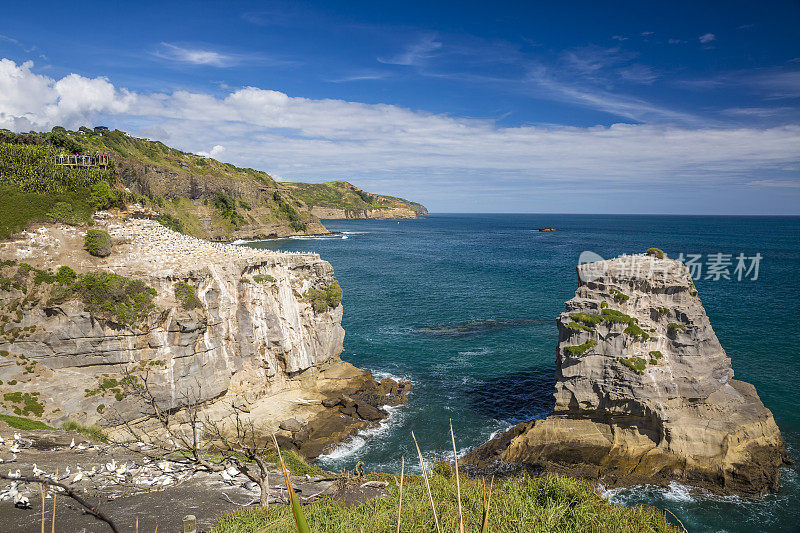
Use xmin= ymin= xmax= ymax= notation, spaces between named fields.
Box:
xmin=84 ymin=229 xmax=112 ymax=257
xmin=646 ymin=248 xmax=665 ymax=259
xmin=252 ymin=274 xmax=276 ymax=284
xmin=211 ymin=467 xmax=678 ymax=533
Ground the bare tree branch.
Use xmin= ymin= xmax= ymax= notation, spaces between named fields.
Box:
xmin=0 ymin=473 xmax=119 ymax=533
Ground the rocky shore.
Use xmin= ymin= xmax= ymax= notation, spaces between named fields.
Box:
xmin=0 ymin=213 xmax=409 ymax=461
xmin=463 ymin=253 xmax=790 ymax=496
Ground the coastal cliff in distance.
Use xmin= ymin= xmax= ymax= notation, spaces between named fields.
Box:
xmin=282 ymin=180 xmax=428 ymax=219
xmin=0 ymin=213 xmax=409 ymax=459
xmin=0 ymin=128 xmax=424 ymax=242
xmin=463 ymin=252 xmax=790 ymax=496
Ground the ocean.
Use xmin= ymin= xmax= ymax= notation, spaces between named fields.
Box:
xmin=242 ymin=214 xmax=800 ymax=532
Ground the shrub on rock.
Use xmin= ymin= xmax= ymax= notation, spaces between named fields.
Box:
xmin=646 ymin=247 xmax=665 ymax=259
xmin=84 ymin=229 xmax=112 ymax=257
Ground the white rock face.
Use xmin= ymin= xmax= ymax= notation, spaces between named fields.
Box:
xmin=465 ymin=253 xmax=790 ymax=495
xmin=0 ymin=217 xmax=349 ymax=427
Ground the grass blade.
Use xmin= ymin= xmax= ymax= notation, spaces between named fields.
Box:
xmin=396 ymin=456 xmax=404 ymax=533
xmin=481 ymin=475 xmax=494 ymax=533
xmin=411 ymin=431 xmax=440 ymax=533
xmin=271 ymin=435 xmax=310 ymax=533
xmin=450 ymin=420 xmax=464 ymax=533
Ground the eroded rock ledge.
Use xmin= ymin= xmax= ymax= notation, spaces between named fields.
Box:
xmin=0 ymin=214 xmax=408 ymax=459
xmin=463 ymin=253 xmax=790 ymax=496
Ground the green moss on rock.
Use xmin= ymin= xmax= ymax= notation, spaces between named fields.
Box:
xmin=565 ymin=339 xmax=598 ymax=356
xmin=174 ymin=281 xmax=203 ymax=310
xmin=620 ymin=356 xmax=647 ymax=375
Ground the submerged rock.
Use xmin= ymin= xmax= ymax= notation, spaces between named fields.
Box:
xmin=463 ymin=253 xmax=790 ymax=496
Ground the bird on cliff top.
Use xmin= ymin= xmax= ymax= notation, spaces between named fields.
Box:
xmin=32 ymin=463 xmax=45 ymax=477
xmin=13 ymin=492 xmax=30 ymax=509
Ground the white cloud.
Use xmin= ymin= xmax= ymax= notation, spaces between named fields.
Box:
xmin=0 ymin=58 xmax=798 ymax=206
xmin=746 ymin=179 xmax=800 ymax=188
xmin=197 ymin=145 xmax=226 ymax=158
xmin=699 ymin=33 xmax=716 ymax=44
xmin=153 ymin=43 xmax=238 ymax=67
xmin=611 ymin=35 xmax=628 ymax=42
xmin=378 ymin=34 xmax=442 ymax=66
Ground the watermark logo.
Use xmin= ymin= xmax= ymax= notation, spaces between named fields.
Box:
xmin=577 ymin=250 xmax=607 ymax=282
xmin=576 ymin=251 xmax=763 ymax=282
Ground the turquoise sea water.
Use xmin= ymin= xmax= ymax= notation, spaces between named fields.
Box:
xmin=243 ymin=214 xmax=800 ymax=532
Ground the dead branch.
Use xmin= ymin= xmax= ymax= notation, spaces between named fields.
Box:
xmin=0 ymin=473 xmax=119 ymax=533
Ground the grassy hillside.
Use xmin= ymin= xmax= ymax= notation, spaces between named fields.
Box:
xmin=0 ymin=127 xmax=426 ymax=239
xmin=213 ymin=466 xmax=678 ymax=532
xmin=0 ymin=127 xmax=319 ymax=240
xmin=0 ymin=127 xmax=277 ymax=187
xmin=283 ymin=180 xmax=427 ymax=215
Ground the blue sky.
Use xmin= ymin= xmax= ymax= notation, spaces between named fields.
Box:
xmin=1 ymin=1 xmax=799 ymax=214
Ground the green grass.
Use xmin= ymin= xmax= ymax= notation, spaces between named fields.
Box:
xmin=0 ymin=185 xmax=96 ymax=239
xmin=620 ymin=356 xmax=647 ymax=375
xmin=0 ymin=413 xmax=54 ymax=430
xmin=212 ymin=468 xmax=677 ymax=533
xmin=565 ymin=339 xmax=598 ymax=356
xmin=656 ymin=307 xmax=670 ymax=316
xmin=264 ymin=450 xmax=328 ymax=477
xmin=252 ymin=274 xmax=276 ymax=284
xmin=61 ymin=419 xmax=108 ymax=442
xmin=649 ymin=350 xmax=663 ymax=359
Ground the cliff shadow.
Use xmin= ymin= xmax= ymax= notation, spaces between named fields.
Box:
xmin=464 ymin=367 xmax=555 ymax=424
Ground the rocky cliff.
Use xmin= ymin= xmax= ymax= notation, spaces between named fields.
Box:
xmin=282 ymin=180 xmax=428 ymax=219
xmin=0 ymin=214 xmax=407 ymax=458
xmin=463 ymin=253 xmax=790 ymax=496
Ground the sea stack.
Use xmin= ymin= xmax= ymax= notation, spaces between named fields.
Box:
xmin=464 ymin=252 xmax=790 ymax=495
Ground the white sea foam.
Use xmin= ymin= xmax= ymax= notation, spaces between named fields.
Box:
xmin=457 ymin=347 xmax=493 ymax=356
xmin=372 ymin=370 xmax=412 ymax=384
xmin=317 ymin=404 xmax=406 ymax=463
